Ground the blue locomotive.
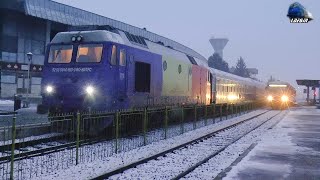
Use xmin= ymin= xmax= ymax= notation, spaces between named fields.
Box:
xmin=40 ymin=27 xmax=265 ymax=114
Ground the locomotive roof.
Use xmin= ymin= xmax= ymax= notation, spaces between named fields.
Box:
xmin=210 ymin=68 xmax=265 ymax=88
xmin=52 ymin=30 xmax=264 ymax=88
xmin=52 ymin=30 xmax=209 ymax=67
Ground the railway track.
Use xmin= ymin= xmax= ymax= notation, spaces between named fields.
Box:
xmin=94 ymin=110 xmax=283 ymax=180
xmin=0 ymin=110 xmax=17 ymax=116
xmin=0 ymin=135 xmax=112 ymax=163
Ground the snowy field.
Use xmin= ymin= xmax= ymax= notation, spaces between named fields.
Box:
xmin=26 ymin=109 xmax=268 ymax=180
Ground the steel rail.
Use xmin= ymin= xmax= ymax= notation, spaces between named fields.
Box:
xmin=172 ymin=111 xmax=282 ymax=180
xmin=92 ymin=110 xmax=272 ymax=180
xmin=0 ymin=136 xmax=109 ymax=163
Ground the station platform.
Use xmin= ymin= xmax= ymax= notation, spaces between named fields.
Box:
xmin=224 ymin=106 xmax=320 ymax=180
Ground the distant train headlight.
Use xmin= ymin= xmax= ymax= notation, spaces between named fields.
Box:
xmin=281 ymin=95 xmax=289 ymax=102
xmin=267 ymin=95 xmax=273 ymax=102
xmin=85 ymin=85 xmax=95 ymax=95
xmin=46 ymin=85 xmax=54 ymax=94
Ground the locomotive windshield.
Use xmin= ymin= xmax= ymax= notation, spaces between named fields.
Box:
xmin=48 ymin=44 xmax=103 ymax=63
xmin=76 ymin=44 xmax=103 ymax=63
xmin=48 ymin=45 xmax=73 ymax=63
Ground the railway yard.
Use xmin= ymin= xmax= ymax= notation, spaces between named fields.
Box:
xmin=1 ymin=101 xmax=319 ymax=180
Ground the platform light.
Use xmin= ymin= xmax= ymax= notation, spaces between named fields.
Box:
xmin=267 ymin=95 xmax=273 ymax=102
xmin=46 ymin=85 xmax=54 ymax=94
xmin=281 ymin=95 xmax=289 ymax=102
xmin=85 ymin=85 xmax=95 ymax=95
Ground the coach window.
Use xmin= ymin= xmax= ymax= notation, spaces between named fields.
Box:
xmin=76 ymin=44 xmax=103 ymax=63
xmin=110 ymin=45 xmax=117 ymax=65
xmin=120 ymin=49 xmax=126 ymax=66
xmin=48 ymin=45 xmax=73 ymax=63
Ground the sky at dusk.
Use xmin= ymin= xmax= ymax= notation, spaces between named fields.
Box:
xmin=54 ymin=0 xmax=319 ymax=96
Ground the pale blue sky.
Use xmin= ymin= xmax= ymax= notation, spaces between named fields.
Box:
xmin=54 ymin=0 xmax=319 ymax=91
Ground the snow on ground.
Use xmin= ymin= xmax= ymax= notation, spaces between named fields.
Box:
xmin=182 ymin=110 xmax=288 ymax=180
xmin=0 ymin=132 xmax=60 ymax=146
xmin=0 ymin=100 xmax=14 ymax=105
xmin=109 ymin=110 xmax=281 ymax=180
xmin=32 ymin=110 xmax=267 ymax=180
xmin=0 ymin=103 xmax=48 ymax=126
xmin=223 ymin=107 xmax=320 ymax=180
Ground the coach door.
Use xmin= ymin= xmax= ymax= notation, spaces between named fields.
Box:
xmin=118 ymin=48 xmax=127 ymax=104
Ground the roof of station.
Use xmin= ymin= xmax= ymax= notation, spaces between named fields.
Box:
xmin=296 ymin=79 xmax=320 ymax=87
xmin=23 ymin=0 xmax=206 ymax=61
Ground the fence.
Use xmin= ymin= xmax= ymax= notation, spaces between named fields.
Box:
xmin=0 ymin=102 xmax=258 ymax=179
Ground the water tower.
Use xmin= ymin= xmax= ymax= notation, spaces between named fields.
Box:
xmin=209 ymin=37 xmax=228 ymax=58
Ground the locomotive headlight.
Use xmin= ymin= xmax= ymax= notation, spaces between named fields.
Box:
xmin=46 ymin=85 xmax=54 ymax=94
xmin=85 ymin=85 xmax=95 ymax=95
xmin=267 ymin=95 xmax=273 ymax=102
xmin=281 ymin=95 xmax=289 ymax=102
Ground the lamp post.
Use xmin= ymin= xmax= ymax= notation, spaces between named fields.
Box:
xmin=26 ymin=52 xmax=33 ymax=108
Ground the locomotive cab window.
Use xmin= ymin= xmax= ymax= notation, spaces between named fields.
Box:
xmin=76 ymin=44 xmax=103 ymax=63
xmin=110 ymin=45 xmax=117 ymax=65
xmin=48 ymin=45 xmax=73 ymax=63
xmin=135 ymin=62 xmax=150 ymax=92
xmin=120 ymin=49 xmax=126 ymax=66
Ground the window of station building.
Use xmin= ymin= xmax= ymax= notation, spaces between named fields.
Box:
xmin=135 ymin=62 xmax=151 ymax=93
xmin=1 ymin=75 xmax=16 ymax=84
xmin=48 ymin=45 xmax=73 ymax=63
xmin=110 ymin=45 xmax=117 ymax=65
xmin=76 ymin=44 xmax=103 ymax=63
xmin=0 ymin=35 xmax=18 ymax=53
xmin=119 ymin=49 xmax=126 ymax=66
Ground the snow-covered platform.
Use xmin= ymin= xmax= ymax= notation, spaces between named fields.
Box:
xmin=0 ymin=100 xmax=48 ymax=126
xmin=224 ymin=106 xmax=320 ymax=180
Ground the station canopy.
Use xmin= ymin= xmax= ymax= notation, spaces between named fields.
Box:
xmin=22 ymin=0 xmax=206 ymax=61
xmin=296 ymin=80 xmax=320 ymax=87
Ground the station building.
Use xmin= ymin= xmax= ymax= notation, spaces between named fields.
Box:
xmin=1 ymin=0 xmax=203 ymax=98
